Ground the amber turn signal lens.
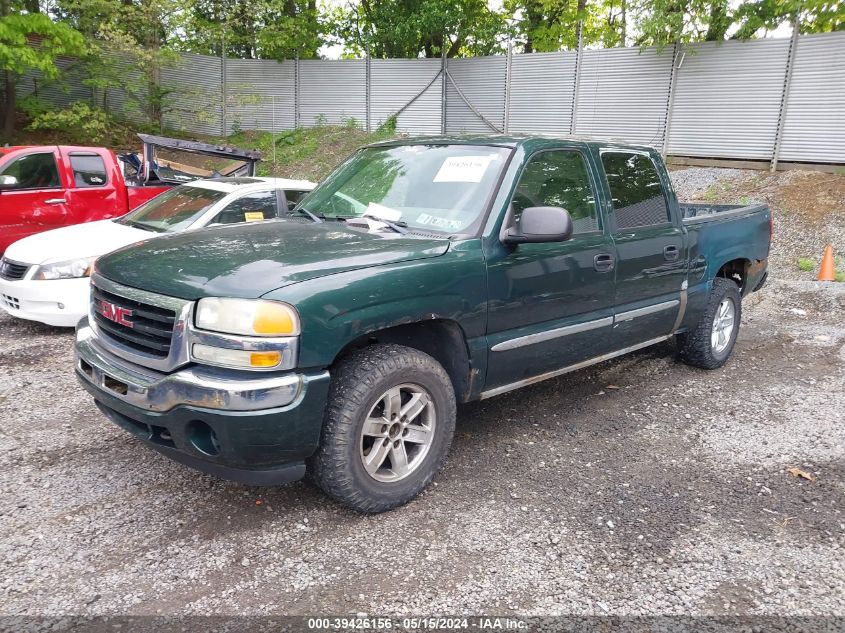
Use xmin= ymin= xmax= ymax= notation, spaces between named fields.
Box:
xmin=249 ymin=351 xmax=282 ymax=367
xmin=253 ymin=302 xmax=297 ymax=335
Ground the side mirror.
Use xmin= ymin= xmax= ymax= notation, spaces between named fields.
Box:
xmin=0 ymin=174 xmax=18 ymax=190
xmin=503 ymin=206 xmax=574 ymax=244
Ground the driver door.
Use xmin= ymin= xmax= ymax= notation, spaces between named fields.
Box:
xmin=0 ymin=150 xmax=69 ymax=254
xmin=484 ymin=148 xmax=618 ymax=389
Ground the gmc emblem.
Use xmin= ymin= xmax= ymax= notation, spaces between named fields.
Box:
xmin=98 ymin=300 xmax=134 ymax=328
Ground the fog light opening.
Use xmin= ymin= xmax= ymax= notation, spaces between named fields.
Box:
xmin=187 ymin=420 xmax=221 ymax=456
xmin=79 ymin=359 xmax=93 ymax=378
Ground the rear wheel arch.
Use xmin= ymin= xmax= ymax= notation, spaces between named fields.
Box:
xmin=715 ymin=258 xmax=751 ymax=294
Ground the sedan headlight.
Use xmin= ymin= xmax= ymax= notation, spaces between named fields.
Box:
xmin=33 ymin=257 xmax=96 ymax=280
xmin=195 ymin=298 xmax=300 ymax=337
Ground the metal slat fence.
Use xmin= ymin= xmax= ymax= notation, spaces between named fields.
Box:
xmin=12 ymin=33 xmax=845 ymax=166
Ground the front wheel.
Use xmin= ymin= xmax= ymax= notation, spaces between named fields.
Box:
xmin=678 ymin=277 xmax=742 ymax=369
xmin=307 ymin=344 xmax=457 ymax=513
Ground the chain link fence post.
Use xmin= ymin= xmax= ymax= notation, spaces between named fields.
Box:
xmin=771 ymin=14 xmax=801 ymax=172
xmin=440 ymin=44 xmax=447 ymax=134
xmin=662 ymin=42 xmax=682 ymax=158
xmin=504 ymin=41 xmax=512 ymax=134
xmin=570 ymin=23 xmax=584 ymax=135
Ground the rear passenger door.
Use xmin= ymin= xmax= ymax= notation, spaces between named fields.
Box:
xmin=599 ymin=150 xmax=686 ymax=347
xmin=65 ymin=151 xmax=117 ymax=222
xmin=484 ymin=148 xmax=618 ymax=389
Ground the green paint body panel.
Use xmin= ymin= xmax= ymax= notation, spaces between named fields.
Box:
xmin=85 ymin=136 xmax=771 ymax=482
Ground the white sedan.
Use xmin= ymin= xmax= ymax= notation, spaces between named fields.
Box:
xmin=0 ymin=176 xmax=315 ymax=327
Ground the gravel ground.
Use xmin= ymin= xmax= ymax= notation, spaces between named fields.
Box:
xmin=0 ymin=167 xmax=843 ymax=623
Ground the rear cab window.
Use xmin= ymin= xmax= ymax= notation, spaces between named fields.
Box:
xmin=70 ymin=154 xmax=108 ymax=188
xmin=600 ymin=151 xmax=670 ymax=230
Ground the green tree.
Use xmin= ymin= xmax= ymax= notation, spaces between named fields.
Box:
xmin=733 ymin=0 xmax=844 ymax=38
xmin=179 ymin=0 xmax=323 ymax=60
xmin=1 ymin=0 xmax=85 ymax=139
xmin=54 ymin=0 xmax=184 ymax=127
xmin=333 ymin=0 xmax=506 ymax=58
xmin=505 ymin=0 xmax=627 ymax=52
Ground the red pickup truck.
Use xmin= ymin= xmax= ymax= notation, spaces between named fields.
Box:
xmin=0 ymin=134 xmax=261 ymax=255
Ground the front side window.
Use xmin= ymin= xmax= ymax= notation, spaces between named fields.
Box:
xmin=285 ymin=189 xmax=309 ymax=209
xmin=601 ymin=152 xmax=670 ymax=230
xmin=117 ymin=185 xmax=227 ymax=232
xmin=511 ymin=150 xmax=599 ymax=235
xmin=297 ymin=144 xmax=511 ymax=235
xmin=0 ymin=152 xmax=61 ymax=190
xmin=211 ymin=190 xmax=278 ymax=225
xmin=70 ymin=154 xmax=108 ymax=188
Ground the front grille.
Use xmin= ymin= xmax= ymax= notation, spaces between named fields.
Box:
xmin=0 ymin=258 xmax=29 ymax=281
xmin=92 ymin=285 xmax=176 ymax=358
xmin=1 ymin=293 xmax=20 ymax=310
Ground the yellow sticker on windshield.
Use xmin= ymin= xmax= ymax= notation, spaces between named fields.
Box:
xmin=244 ymin=211 xmax=264 ymax=222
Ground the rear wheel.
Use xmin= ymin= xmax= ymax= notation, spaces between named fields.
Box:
xmin=678 ymin=277 xmax=741 ymax=369
xmin=308 ymin=344 xmax=456 ymax=513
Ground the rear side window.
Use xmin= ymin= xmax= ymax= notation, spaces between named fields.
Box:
xmin=70 ymin=154 xmax=108 ymax=188
xmin=0 ymin=152 xmax=61 ymax=189
xmin=511 ymin=150 xmax=599 ymax=234
xmin=601 ymin=152 xmax=670 ymax=230
xmin=212 ymin=190 xmax=278 ymax=225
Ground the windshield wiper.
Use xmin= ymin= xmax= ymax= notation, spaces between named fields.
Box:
xmin=360 ymin=214 xmax=409 ymax=234
xmin=291 ymin=207 xmax=323 ymax=223
xmin=122 ymin=220 xmax=164 ymax=233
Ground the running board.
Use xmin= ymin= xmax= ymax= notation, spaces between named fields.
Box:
xmin=479 ymin=335 xmax=673 ymax=400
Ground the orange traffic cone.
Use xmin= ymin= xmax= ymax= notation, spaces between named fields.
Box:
xmin=817 ymin=244 xmax=836 ymax=282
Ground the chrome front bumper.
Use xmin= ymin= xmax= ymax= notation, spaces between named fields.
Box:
xmin=75 ymin=321 xmax=319 ymax=413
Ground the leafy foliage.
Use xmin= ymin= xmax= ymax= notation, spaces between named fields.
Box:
xmin=176 ymin=0 xmax=323 ymax=60
xmin=27 ymin=101 xmax=112 ymax=142
xmin=331 ymin=0 xmax=507 ymax=58
xmin=0 ymin=11 xmax=85 ymax=76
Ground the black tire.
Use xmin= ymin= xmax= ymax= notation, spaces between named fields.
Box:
xmin=678 ymin=277 xmax=742 ymax=369
xmin=307 ymin=344 xmax=457 ymax=513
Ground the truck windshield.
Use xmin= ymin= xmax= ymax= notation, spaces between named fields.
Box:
xmin=296 ymin=144 xmax=511 ymax=235
xmin=117 ymin=185 xmax=226 ymax=232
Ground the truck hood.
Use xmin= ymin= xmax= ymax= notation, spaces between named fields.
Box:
xmin=95 ymin=220 xmax=451 ymax=300
xmin=4 ymin=219 xmax=151 ymax=266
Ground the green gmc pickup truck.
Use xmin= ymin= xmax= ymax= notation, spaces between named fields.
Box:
xmin=75 ymin=136 xmax=771 ymax=513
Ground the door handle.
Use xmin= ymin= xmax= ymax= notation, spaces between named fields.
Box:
xmin=594 ymin=253 xmax=615 ymax=272
xmin=664 ymin=245 xmax=680 ymax=261
xmin=44 ymin=198 xmax=66 ymax=204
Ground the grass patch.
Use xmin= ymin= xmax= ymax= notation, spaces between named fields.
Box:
xmin=12 ymin=104 xmax=400 ymax=182
xmin=797 ymin=257 xmax=816 ymax=272
xmin=222 ymin=119 xmax=399 ymax=182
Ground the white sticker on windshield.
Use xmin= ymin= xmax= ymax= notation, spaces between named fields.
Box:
xmin=433 ymin=156 xmax=492 ymax=183
xmin=416 ymin=213 xmax=463 ymax=230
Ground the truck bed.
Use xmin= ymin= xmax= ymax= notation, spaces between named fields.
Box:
xmin=680 ymin=202 xmax=768 ymax=224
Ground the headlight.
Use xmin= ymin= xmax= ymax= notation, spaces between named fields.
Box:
xmin=195 ymin=298 xmax=300 ymax=337
xmin=33 ymin=257 xmax=96 ymax=280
